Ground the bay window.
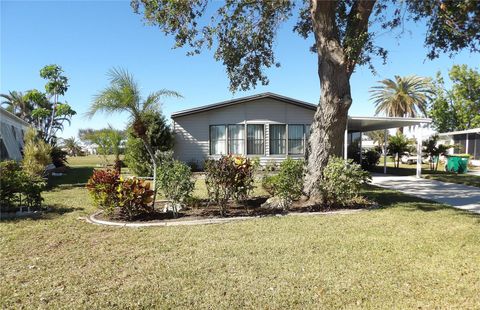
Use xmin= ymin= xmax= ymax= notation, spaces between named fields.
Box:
xmin=228 ymin=124 xmax=245 ymax=155
xmin=247 ymin=124 xmax=264 ymax=155
xmin=210 ymin=125 xmax=226 ymax=155
xmin=269 ymin=124 xmax=286 ymax=155
xmin=288 ymin=124 xmax=305 ymax=155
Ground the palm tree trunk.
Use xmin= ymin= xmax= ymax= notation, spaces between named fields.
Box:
xmin=141 ymin=138 xmax=157 ymax=209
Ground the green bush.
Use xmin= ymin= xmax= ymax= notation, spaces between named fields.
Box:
xmin=0 ymin=161 xmax=45 ymax=213
xmin=261 ymin=175 xmax=277 ymax=196
xmin=204 ymin=155 xmax=255 ymax=216
xmin=275 ymin=158 xmax=304 ymax=208
xmin=86 ymin=169 xmax=120 ymax=217
xmin=262 ymin=158 xmax=304 ymax=209
xmin=362 ymin=149 xmax=381 ymax=170
xmin=50 ymin=146 xmax=68 ymax=168
xmin=156 ymin=153 xmax=195 ymax=217
xmin=22 ymin=128 xmax=52 ymax=177
xmin=319 ymin=156 xmax=371 ymax=208
xmin=117 ymin=177 xmax=154 ymax=220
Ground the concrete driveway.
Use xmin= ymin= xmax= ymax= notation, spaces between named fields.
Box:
xmin=371 ymin=174 xmax=480 ymax=214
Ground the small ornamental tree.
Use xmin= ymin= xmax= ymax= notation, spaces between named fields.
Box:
xmin=87 ymin=68 xmax=181 ymax=206
xmin=387 ymin=133 xmax=413 ymax=168
xmin=204 ymin=155 xmax=255 ymax=216
xmin=423 ymin=135 xmax=451 ymax=171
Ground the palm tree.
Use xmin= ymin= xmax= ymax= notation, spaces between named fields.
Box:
xmin=366 ymin=130 xmax=389 ymax=154
xmin=86 ymin=68 xmax=182 ymax=206
xmin=370 ymin=75 xmax=433 ymax=132
xmin=1 ymin=91 xmax=32 ymax=120
xmin=62 ymin=137 xmax=81 ymax=156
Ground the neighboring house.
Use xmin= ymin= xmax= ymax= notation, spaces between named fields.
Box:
xmin=171 ymin=93 xmax=430 ymax=169
xmin=0 ymin=108 xmax=30 ymax=161
xmin=438 ymin=128 xmax=480 ymax=166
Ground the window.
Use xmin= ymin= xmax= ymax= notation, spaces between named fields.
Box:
xmin=247 ymin=124 xmax=264 ymax=155
xmin=305 ymin=124 xmax=311 ymax=141
xmin=270 ymin=124 xmax=286 ymax=155
xmin=288 ymin=125 xmax=305 ymax=155
xmin=228 ymin=124 xmax=245 ymax=155
xmin=210 ymin=125 xmax=226 ymax=155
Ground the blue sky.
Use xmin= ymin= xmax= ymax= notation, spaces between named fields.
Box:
xmin=1 ymin=1 xmax=477 ymax=139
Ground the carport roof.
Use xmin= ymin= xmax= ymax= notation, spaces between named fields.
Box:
xmin=347 ymin=116 xmax=431 ymax=132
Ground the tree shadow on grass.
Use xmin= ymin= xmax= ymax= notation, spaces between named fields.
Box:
xmin=0 ymin=204 xmax=84 ymax=222
xmin=47 ymin=166 xmax=94 ymax=189
xmin=362 ymin=184 xmax=480 ymax=221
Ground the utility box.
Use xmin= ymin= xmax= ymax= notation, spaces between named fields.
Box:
xmin=445 ymin=155 xmax=469 ymax=174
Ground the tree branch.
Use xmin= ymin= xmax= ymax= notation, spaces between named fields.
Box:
xmin=343 ymin=0 xmax=376 ymax=75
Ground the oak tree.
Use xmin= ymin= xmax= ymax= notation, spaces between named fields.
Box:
xmin=131 ymin=0 xmax=480 ymax=200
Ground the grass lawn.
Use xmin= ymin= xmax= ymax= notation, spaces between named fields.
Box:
xmin=370 ymin=162 xmax=480 ymax=188
xmin=1 ymin=172 xmax=480 ymax=307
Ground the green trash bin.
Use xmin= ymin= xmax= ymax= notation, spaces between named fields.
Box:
xmin=445 ymin=155 xmax=470 ymax=174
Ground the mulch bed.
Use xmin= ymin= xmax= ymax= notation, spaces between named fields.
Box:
xmin=96 ymin=197 xmax=370 ymax=223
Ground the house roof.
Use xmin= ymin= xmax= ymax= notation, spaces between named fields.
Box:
xmin=171 ymin=92 xmax=431 ymax=131
xmin=171 ymin=92 xmax=316 ymax=118
xmin=437 ymin=128 xmax=480 ymax=136
xmin=0 ymin=107 xmax=30 ymax=127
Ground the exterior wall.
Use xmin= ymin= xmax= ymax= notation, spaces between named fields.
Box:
xmin=0 ymin=109 xmax=30 ymax=161
xmin=172 ymin=98 xmax=315 ymax=167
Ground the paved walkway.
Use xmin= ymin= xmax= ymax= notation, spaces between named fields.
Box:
xmin=371 ymin=174 xmax=480 ymax=214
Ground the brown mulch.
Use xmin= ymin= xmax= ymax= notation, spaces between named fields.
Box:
xmin=97 ymin=197 xmax=370 ymax=222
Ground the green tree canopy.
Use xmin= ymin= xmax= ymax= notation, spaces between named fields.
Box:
xmin=429 ymin=65 xmax=480 ymax=132
xmin=132 ymin=0 xmax=480 ymax=200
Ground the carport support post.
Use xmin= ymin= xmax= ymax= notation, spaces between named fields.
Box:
xmin=416 ymin=128 xmax=422 ymax=178
xmin=344 ymin=127 xmax=348 ymax=161
xmin=383 ymin=129 xmax=387 ymax=174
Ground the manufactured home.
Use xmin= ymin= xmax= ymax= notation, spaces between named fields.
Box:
xmin=171 ymin=93 xmax=430 ymax=171
xmin=0 ymin=108 xmax=29 ymax=161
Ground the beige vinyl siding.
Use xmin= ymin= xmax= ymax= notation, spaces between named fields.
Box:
xmin=172 ymin=98 xmax=315 ymax=167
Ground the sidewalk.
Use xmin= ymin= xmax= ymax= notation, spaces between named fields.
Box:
xmin=371 ymin=174 xmax=480 ymax=214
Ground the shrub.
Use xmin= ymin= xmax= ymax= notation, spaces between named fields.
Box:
xmin=263 ymin=159 xmax=278 ymax=172
xmin=319 ymin=156 xmax=371 ymax=208
xmin=262 ymin=158 xmax=304 ymax=209
xmin=51 ymin=146 xmax=68 ymax=168
xmin=362 ymin=149 xmax=381 ymax=170
xmin=117 ymin=177 xmax=154 ymax=220
xmin=156 ymin=154 xmax=195 ymax=217
xmin=86 ymin=169 xmax=120 ymax=217
xmin=204 ymin=155 xmax=255 ymax=216
xmin=261 ymin=175 xmax=277 ymax=196
xmin=0 ymin=160 xmax=45 ymax=213
xmin=22 ymin=128 xmax=52 ymax=177
xmin=86 ymin=170 xmax=154 ymax=220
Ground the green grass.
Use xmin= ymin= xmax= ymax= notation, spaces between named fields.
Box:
xmin=371 ymin=162 xmax=480 ymax=188
xmin=1 ymin=181 xmax=480 ymax=308
xmin=66 ymin=154 xmax=122 ymax=167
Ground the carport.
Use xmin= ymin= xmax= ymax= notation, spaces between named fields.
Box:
xmin=345 ymin=116 xmax=432 ymax=177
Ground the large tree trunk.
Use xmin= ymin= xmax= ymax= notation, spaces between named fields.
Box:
xmin=304 ymin=58 xmax=351 ymax=199
xmin=304 ymin=0 xmax=375 ymax=201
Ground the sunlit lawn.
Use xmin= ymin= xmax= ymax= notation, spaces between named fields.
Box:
xmin=371 ymin=162 xmax=480 ymax=188
xmin=1 ymin=160 xmax=480 ymax=308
